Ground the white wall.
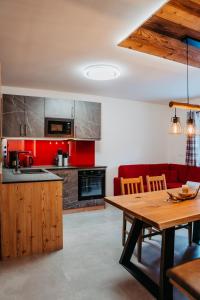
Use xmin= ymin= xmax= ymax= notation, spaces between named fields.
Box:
xmin=2 ymin=86 xmax=170 ymax=195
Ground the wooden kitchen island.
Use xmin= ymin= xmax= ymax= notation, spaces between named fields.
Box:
xmin=0 ymin=172 xmax=63 ymax=260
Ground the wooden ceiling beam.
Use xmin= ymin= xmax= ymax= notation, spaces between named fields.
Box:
xmin=144 ymin=15 xmax=200 ymax=41
xmin=119 ymin=28 xmax=200 ymax=68
xmin=171 ymin=0 xmax=200 ymax=17
xmin=156 ymin=2 xmax=200 ymax=32
xmin=119 ymin=0 xmax=200 ymax=68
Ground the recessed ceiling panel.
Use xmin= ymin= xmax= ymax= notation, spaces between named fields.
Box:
xmin=119 ymin=0 xmax=200 ymax=68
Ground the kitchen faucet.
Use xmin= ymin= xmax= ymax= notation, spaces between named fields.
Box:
xmin=14 ymin=151 xmax=31 ymax=173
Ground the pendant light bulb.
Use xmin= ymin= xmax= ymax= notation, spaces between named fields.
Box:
xmin=169 ymin=108 xmax=182 ymax=134
xmin=185 ymin=113 xmax=196 ymax=136
xmin=184 ymin=39 xmax=196 ymax=136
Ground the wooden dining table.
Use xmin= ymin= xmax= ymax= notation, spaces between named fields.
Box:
xmin=105 ymin=188 xmax=200 ymax=300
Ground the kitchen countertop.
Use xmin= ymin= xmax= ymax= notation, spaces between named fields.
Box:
xmin=2 ymin=168 xmax=63 ymax=184
xmin=37 ymin=165 xmax=107 ymax=170
xmin=2 ymin=165 xmax=107 ymax=184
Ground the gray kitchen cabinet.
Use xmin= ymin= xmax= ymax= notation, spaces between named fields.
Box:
xmin=3 ymin=94 xmax=25 ymax=137
xmin=3 ymin=94 xmax=45 ymax=138
xmin=45 ymin=98 xmax=75 ymax=119
xmin=24 ymin=96 xmax=45 ymax=137
xmin=74 ymin=101 xmax=101 ymax=140
xmin=51 ymin=169 xmax=78 ymax=209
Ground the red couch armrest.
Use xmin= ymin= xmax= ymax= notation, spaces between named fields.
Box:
xmin=114 ymin=177 xmax=121 ymax=196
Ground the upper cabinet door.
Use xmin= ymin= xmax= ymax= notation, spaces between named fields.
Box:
xmin=45 ymin=98 xmax=75 ymax=119
xmin=2 ymin=94 xmax=25 ymax=137
xmin=24 ymin=96 xmax=45 ymax=137
xmin=74 ymin=101 xmax=101 ymax=140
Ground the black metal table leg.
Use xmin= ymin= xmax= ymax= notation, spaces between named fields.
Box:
xmin=159 ymin=227 xmax=175 ymax=300
xmin=119 ymin=219 xmax=159 ymax=298
xmin=120 ymin=218 xmax=143 ymax=265
xmin=193 ymin=221 xmax=200 ymax=245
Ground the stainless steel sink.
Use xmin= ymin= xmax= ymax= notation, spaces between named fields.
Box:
xmin=13 ymin=169 xmax=48 ymax=175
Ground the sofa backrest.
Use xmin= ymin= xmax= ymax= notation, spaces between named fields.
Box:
xmin=114 ymin=163 xmax=200 ymax=196
xmin=118 ymin=163 xmax=200 ymax=186
xmin=118 ymin=164 xmax=150 ymax=182
xmin=169 ymin=164 xmax=188 ymax=183
xmin=118 ymin=164 xmax=172 ymax=183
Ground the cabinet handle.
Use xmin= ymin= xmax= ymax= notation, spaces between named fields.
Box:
xmin=20 ymin=124 xmax=23 ymax=136
xmin=24 ymin=124 xmax=27 ymax=136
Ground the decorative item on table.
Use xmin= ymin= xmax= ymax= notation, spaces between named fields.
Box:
xmin=182 ymin=184 xmax=189 ymax=194
xmin=167 ymin=185 xmax=200 ymax=202
xmin=63 ymin=152 xmax=69 ymax=166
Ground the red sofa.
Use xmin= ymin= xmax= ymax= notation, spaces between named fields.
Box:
xmin=114 ymin=163 xmax=200 ymax=196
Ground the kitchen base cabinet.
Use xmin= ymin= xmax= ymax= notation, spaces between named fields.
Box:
xmin=51 ymin=169 xmax=78 ymax=209
xmin=51 ymin=169 xmax=105 ymax=210
xmin=0 ymin=181 xmax=63 ymax=260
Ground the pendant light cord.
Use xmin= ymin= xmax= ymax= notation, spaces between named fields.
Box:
xmin=186 ymin=39 xmax=192 ymax=119
xmin=186 ymin=39 xmax=189 ymax=105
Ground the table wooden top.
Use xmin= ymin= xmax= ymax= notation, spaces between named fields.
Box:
xmin=105 ymin=188 xmax=200 ymax=230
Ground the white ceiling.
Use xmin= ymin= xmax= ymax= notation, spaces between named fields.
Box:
xmin=1 ymin=0 xmax=200 ymax=103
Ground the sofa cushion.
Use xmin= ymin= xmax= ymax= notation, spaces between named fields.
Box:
xmin=149 ymin=164 xmax=169 ymax=173
xmin=187 ymin=166 xmax=200 ymax=182
xmin=147 ymin=164 xmax=177 ymax=182
xmin=149 ymin=169 xmax=177 ymax=182
xmin=148 ymin=164 xmax=169 ymax=177
xmin=118 ymin=164 xmax=150 ymax=183
xmin=167 ymin=182 xmax=182 ymax=189
xmin=114 ymin=177 xmax=121 ymax=196
xmin=170 ymin=164 xmax=188 ymax=183
xmin=167 ymin=170 xmax=178 ymax=182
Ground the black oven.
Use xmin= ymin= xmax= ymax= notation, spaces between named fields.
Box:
xmin=45 ymin=118 xmax=74 ymax=137
xmin=78 ymin=169 xmax=105 ymax=201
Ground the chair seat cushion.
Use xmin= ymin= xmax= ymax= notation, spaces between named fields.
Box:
xmin=167 ymin=259 xmax=200 ymax=300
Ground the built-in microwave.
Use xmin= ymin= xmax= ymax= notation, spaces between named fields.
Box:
xmin=45 ymin=118 xmax=74 ymax=138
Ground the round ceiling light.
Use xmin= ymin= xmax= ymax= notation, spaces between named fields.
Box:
xmin=84 ymin=64 xmax=120 ymax=81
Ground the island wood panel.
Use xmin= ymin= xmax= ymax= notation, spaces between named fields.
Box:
xmin=0 ymin=181 xmax=63 ymax=260
xmin=119 ymin=0 xmax=200 ymax=68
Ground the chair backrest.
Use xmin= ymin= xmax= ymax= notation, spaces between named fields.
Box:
xmin=146 ymin=174 xmax=167 ymax=192
xmin=120 ymin=176 xmax=144 ymax=195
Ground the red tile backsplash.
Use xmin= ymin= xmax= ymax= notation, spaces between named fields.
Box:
xmin=7 ymin=140 xmax=95 ymax=166
xmin=68 ymin=140 xmax=95 ymax=166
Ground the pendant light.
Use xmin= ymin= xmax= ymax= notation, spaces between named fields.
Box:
xmin=168 ymin=37 xmax=200 ymax=134
xmin=169 ymin=108 xmax=182 ymax=134
xmin=185 ymin=38 xmax=196 ymax=136
xmin=186 ymin=110 xmax=196 ymax=136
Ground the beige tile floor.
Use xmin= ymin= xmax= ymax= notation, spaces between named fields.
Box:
xmin=0 ymin=205 xmax=200 ymax=300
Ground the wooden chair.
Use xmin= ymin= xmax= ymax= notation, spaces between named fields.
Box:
xmin=121 ymin=176 xmax=150 ymax=262
xmin=146 ymin=174 xmax=193 ymax=246
xmin=146 ymin=174 xmax=167 ymax=192
xmin=167 ymin=259 xmax=200 ymax=300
